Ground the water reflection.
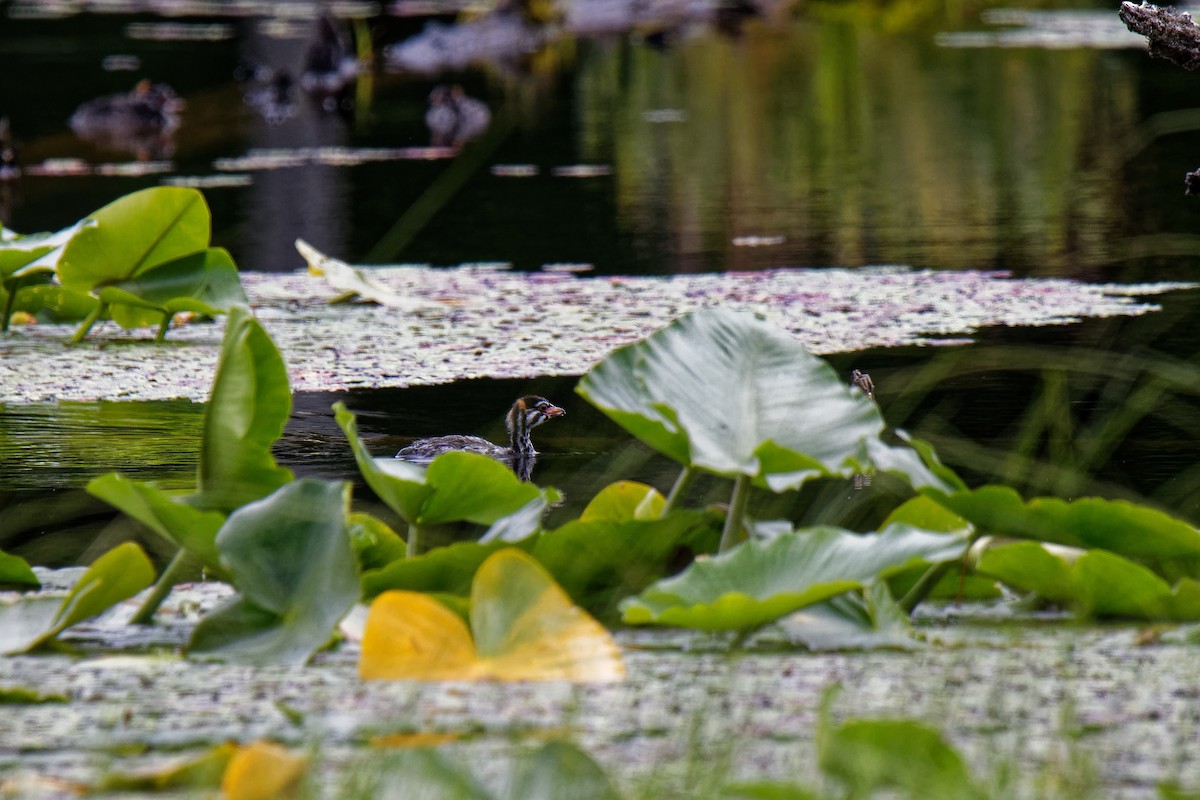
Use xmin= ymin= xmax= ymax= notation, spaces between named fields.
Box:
xmin=0 ymin=5 xmax=1193 ymax=280
xmin=7 ymin=305 xmax=1200 ymax=566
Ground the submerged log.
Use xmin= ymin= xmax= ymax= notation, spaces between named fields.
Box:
xmin=1119 ymin=1 xmax=1200 ymax=70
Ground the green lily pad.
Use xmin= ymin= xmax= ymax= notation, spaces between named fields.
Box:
xmin=620 ymin=524 xmax=967 ymax=630
xmin=927 ymin=486 xmax=1200 ymax=573
xmin=772 ymin=582 xmax=917 ymax=651
xmin=86 ymin=473 xmax=226 ymax=573
xmin=977 ymin=540 xmax=1200 ymax=620
xmin=57 ymin=187 xmax=210 ymax=292
xmin=500 ymin=742 xmax=622 ymax=800
xmin=819 ymin=717 xmax=987 ymax=800
xmin=579 ymin=481 xmax=665 ymax=522
xmin=189 ymin=479 xmax=360 ymax=666
xmin=577 ymin=309 xmax=882 ymax=485
xmin=356 ymin=749 xmax=492 ymax=799
xmin=0 ymin=542 xmax=155 ymax=654
xmin=349 ymin=512 xmax=408 ymax=571
xmin=99 ymin=247 xmax=247 ymax=331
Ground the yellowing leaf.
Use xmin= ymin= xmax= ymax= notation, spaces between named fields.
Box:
xmin=221 ymin=741 xmax=307 ymax=800
xmin=360 ymin=549 xmax=625 ymax=683
xmin=370 ymin=732 xmax=463 ymax=748
xmin=295 ymin=239 xmax=441 ymax=311
xmin=360 ymin=592 xmax=479 ymax=680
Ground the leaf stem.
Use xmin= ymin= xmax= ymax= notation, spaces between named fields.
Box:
xmin=69 ymin=300 xmax=107 ymax=344
xmin=155 ymin=313 xmax=173 ymax=343
xmin=406 ymin=524 xmax=422 ymax=559
xmin=0 ymin=279 xmax=17 ymax=332
xmin=899 ymin=530 xmax=983 ymax=615
xmin=718 ymin=474 xmax=751 ymax=553
xmin=662 ymin=465 xmax=697 ymax=516
xmin=130 ymin=550 xmax=197 ymax=625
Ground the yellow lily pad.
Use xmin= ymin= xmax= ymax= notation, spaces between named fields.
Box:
xmin=221 ymin=741 xmax=307 ymax=800
xmin=360 ymin=549 xmax=625 ymax=682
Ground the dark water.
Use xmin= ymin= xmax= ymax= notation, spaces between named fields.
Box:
xmin=4 ymin=1 xmax=1200 ymax=565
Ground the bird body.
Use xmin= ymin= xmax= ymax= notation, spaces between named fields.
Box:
xmin=396 ymin=395 xmax=564 ymax=462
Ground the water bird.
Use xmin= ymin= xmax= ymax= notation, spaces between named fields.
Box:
xmin=396 ymin=396 xmax=565 ymax=462
xmin=425 ymin=85 xmax=492 ymax=148
xmin=300 ymin=14 xmax=360 ymax=111
xmin=69 ymin=80 xmax=183 ymax=157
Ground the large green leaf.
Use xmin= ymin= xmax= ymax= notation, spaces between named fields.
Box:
xmin=355 ymin=750 xmax=491 ymax=799
xmin=197 ymin=306 xmax=293 ymax=512
xmin=533 ymin=510 xmax=719 ymax=618
xmin=56 ymin=187 xmax=210 ymax=291
xmin=100 ymin=247 xmax=247 ymax=330
xmin=0 ymin=542 xmax=156 ymax=654
xmin=362 ymin=505 xmax=717 ymax=617
xmin=620 ymin=525 xmax=967 ymax=630
xmin=86 ymin=472 xmax=226 ymax=573
xmin=577 ymin=309 xmax=942 ymax=491
xmin=500 ymin=742 xmax=622 ymax=800
xmin=927 ymin=486 xmax=1200 ymax=573
xmin=819 ymin=718 xmax=987 ymax=800
xmin=188 ymin=479 xmax=360 ymax=665
xmin=771 ymin=582 xmax=918 ymax=651
xmin=977 ymin=540 xmax=1200 ymax=620
xmin=361 ymin=539 xmax=511 ymax=598
xmin=577 ymin=309 xmax=882 ymax=478
xmin=334 ymin=402 xmax=550 ymax=526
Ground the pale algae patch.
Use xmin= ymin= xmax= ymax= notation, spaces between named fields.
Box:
xmin=1 ymin=574 xmax=1199 ymax=797
xmin=0 ymin=265 xmax=1192 ymax=404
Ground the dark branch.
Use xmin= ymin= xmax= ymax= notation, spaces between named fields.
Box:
xmin=1120 ymin=1 xmax=1200 ymax=70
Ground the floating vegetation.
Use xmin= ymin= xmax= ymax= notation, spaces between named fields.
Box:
xmin=123 ymin=22 xmax=235 ymax=40
xmin=731 ymin=235 xmax=786 ymax=248
xmin=551 ymin=164 xmax=612 ymax=178
xmin=212 ymin=146 xmax=455 ymax=172
xmin=937 ymin=9 xmax=1146 ymax=49
xmin=490 ymin=163 xmax=540 ymax=177
xmin=2 ymin=248 xmax=1190 ymax=403
xmin=162 ymin=174 xmax=253 ymax=189
xmin=23 ymin=159 xmax=173 ymax=177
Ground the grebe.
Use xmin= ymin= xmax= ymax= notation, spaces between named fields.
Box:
xmin=396 ymin=395 xmax=565 ymax=462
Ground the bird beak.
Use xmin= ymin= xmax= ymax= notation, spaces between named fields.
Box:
xmin=544 ymin=405 xmax=566 ymax=418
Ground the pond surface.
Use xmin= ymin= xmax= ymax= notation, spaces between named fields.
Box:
xmin=4 ymin=0 xmax=1200 ymax=565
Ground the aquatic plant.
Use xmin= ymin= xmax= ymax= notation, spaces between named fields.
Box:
xmin=0 ymin=186 xmax=246 ymax=341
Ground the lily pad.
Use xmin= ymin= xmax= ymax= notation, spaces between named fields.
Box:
xmin=56 ymin=187 xmax=210 ymax=293
xmin=221 ymin=741 xmax=308 ymax=800
xmin=927 ymin=485 xmax=1200 ymax=574
xmin=977 ymin=540 xmax=1200 ymax=620
xmin=620 ymin=525 xmax=967 ymax=630
xmin=188 ymin=479 xmax=360 ymax=666
xmin=772 ymin=582 xmax=918 ymax=652
xmin=0 ymin=542 xmax=155 ymax=654
xmin=86 ymin=473 xmax=226 ymax=573
xmin=577 ymin=309 xmax=882 ymax=485
xmin=577 ymin=309 xmax=947 ymax=492
xmin=99 ymin=247 xmax=247 ymax=333
xmin=360 ymin=548 xmax=625 ymax=682
xmin=500 ymin=742 xmax=622 ymax=800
